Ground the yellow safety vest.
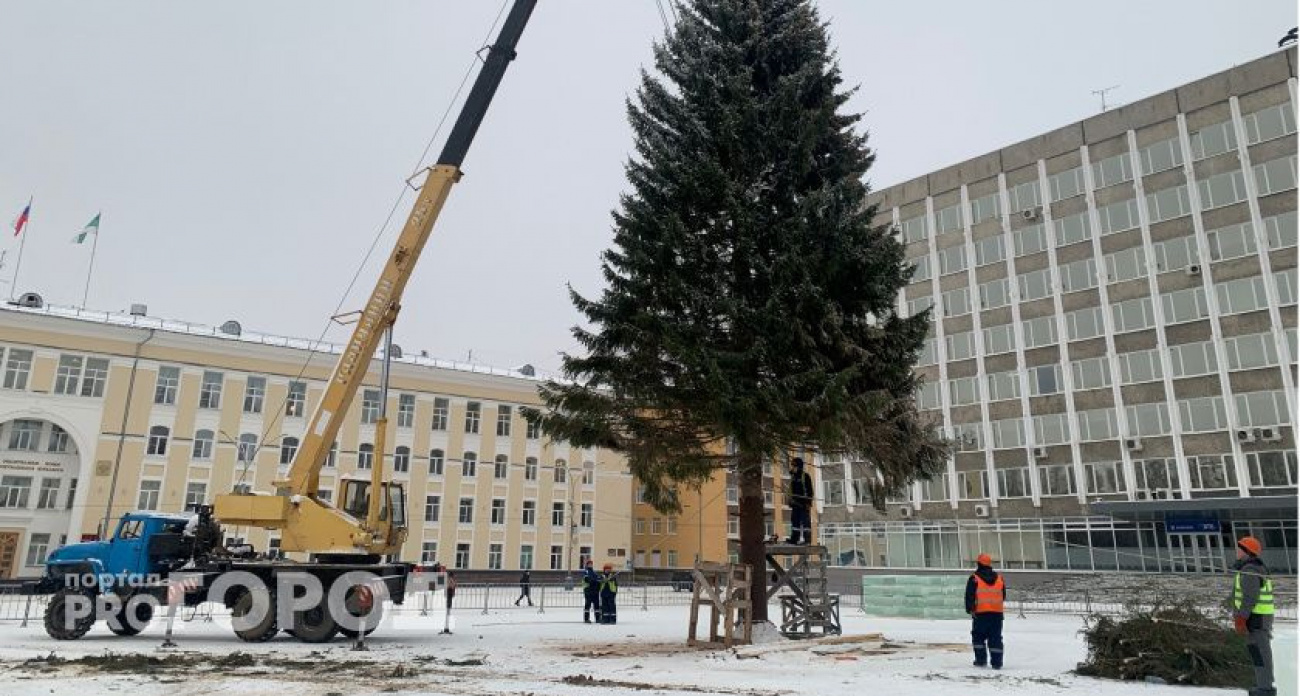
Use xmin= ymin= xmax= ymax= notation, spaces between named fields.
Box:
xmin=1233 ymin=570 xmax=1275 ymax=615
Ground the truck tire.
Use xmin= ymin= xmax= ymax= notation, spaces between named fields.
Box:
xmin=44 ymin=589 xmax=96 ymax=640
xmin=107 ymin=598 xmax=154 ymax=636
xmin=292 ymin=601 xmax=338 ymax=643
xmin=231 ymin=589 xmax=278 ymax=642
xmin=337 ymin=586 xmax=379 ymax=638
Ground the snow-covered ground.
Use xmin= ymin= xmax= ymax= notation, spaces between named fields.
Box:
xmin=0 ymin=604 xmax=1290 ymax=695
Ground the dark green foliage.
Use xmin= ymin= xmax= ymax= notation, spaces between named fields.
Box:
xmin=527 ymin=0 xmax=945 ymax=528
xmin=1076 ymin=602 xmax=1253 ymax=687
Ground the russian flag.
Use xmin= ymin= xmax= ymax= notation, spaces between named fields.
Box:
xmin=12 ymin=199 xmax=31 ymax=237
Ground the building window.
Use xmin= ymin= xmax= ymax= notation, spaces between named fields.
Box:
xmin=900 ymin=215 xmax=927 ymax=243
xmin=1018 ymin=268 xmax=1052 ymax=302
xmin=458 ymin=498 xmax=474 ymax=524
xmin=1054 ymin=211 xmax=1092 ymax=246
xmin=522 ymin=500 xmax=537 ymax=526
xmin=525 ymin=457 xmax=538 ymax=481
xmin=905 ymin=295 xmax=933 ymax=318
xmin=583 ymin=461 xmax=595 ymax=486
xmin=550 ymin=545 xmax=564 ymax=570
xmin=494 ymin=454 xmax=509 ymax=479
xmin=198 ymin=371 xmax=223 ymax=409
xmin=957 ymin=470 xmax=987 ymax=500
xmin=180 ymin=481 xmax=206 ymax=509
xmin=1059 ymin=258 xmax=1097 ymax=293
xmin=1168 ymin=340 xmax=1217 ymax=377
xmin=1126 ymin=403 xmax=1171 ymax=437
xmin=354 ymin=443 xmax=373 ymax=469
xmin=7 ymin=420 xmax=40 ymax=451
xmin=1038 ymin=464 xmax=1076 ymax=496
xmin=1246 ymin=450 xmax=1298 ymax=488
xmin=0 ymin=475 xmax=32 ymax=508
xmin=526 ymin=418 xmax=541 ymax=440
xmin=1048 ymin=166 xmax=1085 ymax=201
xmin=1070 ymin=356 xmax=1111 ymax=390
xmin=1197 ymin=169 xmax=1249 ymax=209
xmin=969 ymin=192 xmax=1000 ymax=224
xmin=554 ymin=459 xmax=567 ymax=483
xmin=910 ymin=255 xmax=931 ymax=282
xmin=191 ymin=429 xmax=214 ymax=460
xmin=941 ymin=287 xmax=971 ymax=317
xmin=982 ymin=323 xmax=1016 ymax=354
xmin=361 ymin=389 xmax=380 ymax=424
xmin=1084 ymin=461 xmax=1126 ymax=494
xmin=1091 ymin=152 xmax=1133 ymax=188
xmin=1008 ymin=180 xmax=1041 ymax=212
xmin=25 ymin=533 xmax=50 ymax=567
xmin=920 ymin=474 xmax=949 ymax=502
xmin=974 ymin=236 xmax=1005 ymax=267
xmin=429 ymin=448 xmax=444 ymax=476
xmin=935 ymin=203 xmax=963 ymax=234
xmin=1096 ymin=198 xmax=1140 ymax=236
xmin=917 ymin=337 xmax=937 ymax=365
xmin=1065 ymin=306 xmax=1104 ymax=341
xmin=916 ymin=382 xmax=940 ymax=410
xmin=326 ymin=442 xmax=337 ymax=468
xmin=279 ymin=436 xmax=299 ymax=466
xmin=424 ymin=495 xmax=440 ymax=523
xmin=150 ymin=365 xmax=180 ymax=405
xmin=1277 ymin=270 xmax=1298 ymax=305
xmin=1234 ymin=390 xmax=1290 ymax=427
xmin=397 ymin=394 xmax=415 ymax=428
xmin=949 ymin=376 xmax=980 ymax=406
xmin=1188 ymin=455 xmax=1237 ymax=491
xmin=146 ymin=425 xmax=170 ymax=457
xmin=36 ymin=479 xmax=59 ymax=509
xmin=519 ymin=545 xmax=534 ymax=570
xmin=985 ymin=371 xmax=1020 ymax=402
xmin=54 ymin=355 xmax=83 ymax=395
xmin=431 ymin=397 xmax=450 ymax=431
xmin=421 ymin=542 xmax=438 ymax=564
xmin=990 ymin=419 xmax=1025 ymax=449
xmin=1033 ymin=412 xmax=1070 ymax=445
xmin=462 ymin=451 xmax=477 ymax=477
xmin=1 ymin=348 xmax=32 ymax=391
xmin=945 ymin=331 xmax=975 ymax=361
xmin=1104 ymin=246 xmax=1147 ymax=283
xmin=464 ymin=401 xmax=482 ymax=434
xmin=496 ymin=405 xmax=512 ymax=437
xmin=552 ymin=502 xmax=565 ymax=526
xmin=488 ymin=543 xmax=503 ymax=570
xmin=242 ymin=376 xmax=266 ymax=414
xmin=977 ymin=278 xmax=1010 ymax=310
xmin=1223 ymin=332 xmax=1279 ymax=371
xmin=1076 ymin=408 xmax=1118 ymax=441
xmin=580 ymin=503 xmax=593 ymax=528
xmin=634 ymin=518 xmax=646 ymax=535
xmin=489 ymin=498 xmax=506 ymax=525
xmin=286 ymin=381 xmax=307 ymax=417
xmin=668 ymin=550 xmax=678 ymax=567
xmin=1152 ymin=234 xmax=1199 ymax=273
xmin=1265 ymin=212 xmax=1298 ymax=252
xmin=1013 ymin=223 xmax=1048 ymax=257
xmin=393 ymin=446 xmax=410 ymax=473
xmin=236 ymin=434 xmax=258 ymax=463
xmin=938 ymin=244 xmax=967 ymax=275
xmin=1178 ymin=396 xmax=1228 ymax=433
xmin=1022 ymin=316 xmax=1057 ymax=349
xmin=997 ymin=467 xmax=1031 ymax=498
xmin=1138 ymin=137 xmax=1183 ymax=175
xmin=1243 ymin=103 xmax=1297 ymax=144
xmin=1215 ymin=276 xmax=1270 ymax=315
xmin=1160 ymin=287 xmax=1208 ymax=325
xmin=455 ymin=543 xmax=471 ymax=570
xmin=319 ymin=488 xmax=332 ymax=503
xmin=1145 ymin=185 xmax=1191 ymax=223
xmin=137 ymin=480 xmax=161 ymax=510
xmin=1110 ymin=296 xmax=1155 ymax=333
xmin=46 ymin=424 xmax=70 ymax=453
xmin=1188 ymin=119 xmax=1238 ymax=160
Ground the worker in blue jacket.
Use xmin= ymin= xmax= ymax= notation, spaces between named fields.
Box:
xmin=582 ymin=559 xmax=602 ymax=623
xmin=599 ymin=563 xmax=619 ymax=625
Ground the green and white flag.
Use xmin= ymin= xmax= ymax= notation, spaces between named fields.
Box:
xmin=72 ymin=213 xmax=100 ymax=243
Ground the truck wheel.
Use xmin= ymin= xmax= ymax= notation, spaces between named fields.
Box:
xmin=292 ymin=602 xmax=338 ymax=643
xmin=107 ymin=598 xmax=155 ymax=636
xmin=231 ymin=589 xmax=278 ymax=642
xmin=44 ymin=589 xmax=96 ymax=640
xmin=337 ymin=586 xmax=379 ymax=638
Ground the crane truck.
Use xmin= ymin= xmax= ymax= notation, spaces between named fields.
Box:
xmin=37 ymin=0 xmax=537 ymax=642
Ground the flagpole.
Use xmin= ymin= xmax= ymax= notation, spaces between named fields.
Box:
xmin=81 ymin=217 xmax=100 ymax=310
xmin=10 ymin=197 xmax=31 ymax=301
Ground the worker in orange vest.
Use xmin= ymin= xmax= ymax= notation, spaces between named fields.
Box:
xmin=964 ymin=553 xmax=1006 ymax=669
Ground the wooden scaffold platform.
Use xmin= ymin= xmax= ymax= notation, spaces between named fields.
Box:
xmin=687 ymin=562 xmax=753 ymax=647
xmin=765 ymin=544 xmax=841 ymax=638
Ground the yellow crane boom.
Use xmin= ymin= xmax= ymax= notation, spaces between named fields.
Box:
xmin=215 ymin=0 xmax=537 ymax=556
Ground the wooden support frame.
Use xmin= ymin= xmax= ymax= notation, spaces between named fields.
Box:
xmin=766 ymin=544 xmax=841 ymax=638
xmin=687 ymin=562 xmax=752 ymax=647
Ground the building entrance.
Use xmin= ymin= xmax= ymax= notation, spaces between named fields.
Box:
xmin=1167 ymin=532 xmax=1226 ymax=573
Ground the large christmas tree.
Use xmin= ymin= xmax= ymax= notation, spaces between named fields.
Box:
xmin=529 ymin=0 xmax=947 ymax=622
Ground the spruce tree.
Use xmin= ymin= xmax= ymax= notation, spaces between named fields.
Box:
xmin=528 ymin=0 xmax=948 ymax=622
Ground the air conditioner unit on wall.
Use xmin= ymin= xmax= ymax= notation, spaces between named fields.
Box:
xmin=1033 ymin=446 xmax=1048 ymax=459
xmin=1260 ymin=426 xmax=1282 ymax=442
xmin=974 ymin=504 xmax=991 ymax=518
xmin=898 ymin=506 xmax=914 ymax=519
xmin=1236 ymin=428 xmax=1258 ymax=444
xmin=1022 ymin=207 xmax=1042 ymax=221
xmin=1124 ymin=437 xmax=1143 ymax=451
xmin=1185 ymin=264 xmax=1202 ymax=276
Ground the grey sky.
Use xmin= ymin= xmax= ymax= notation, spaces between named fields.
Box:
xmin=1 ymin=1 xmax=1293 ymax=374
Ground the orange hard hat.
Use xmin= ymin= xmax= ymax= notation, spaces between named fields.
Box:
xmin=1238 ymin=536 xmax=1263 ymax=556
xmin=977 ymin=553 xmax=993 ymax=566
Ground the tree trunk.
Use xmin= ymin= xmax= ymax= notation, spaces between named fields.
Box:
xmin=736 ymin=450 xmax=767 ymax=623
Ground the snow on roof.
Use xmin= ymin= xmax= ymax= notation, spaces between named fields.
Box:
xmin=1 ymin=301 xmax=555 ymax=383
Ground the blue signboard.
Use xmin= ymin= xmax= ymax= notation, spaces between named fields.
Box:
xmin=1166 ymin=517 xmax=1220 ymax=533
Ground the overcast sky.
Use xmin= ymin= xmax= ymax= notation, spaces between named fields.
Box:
xmin=1 ymin=1 xmax=1294 ymax=374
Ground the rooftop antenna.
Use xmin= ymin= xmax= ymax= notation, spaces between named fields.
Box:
xmin=1092 ymin=85 xmax=1120 ymax=112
